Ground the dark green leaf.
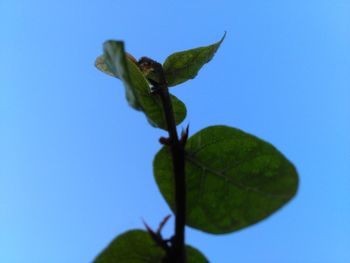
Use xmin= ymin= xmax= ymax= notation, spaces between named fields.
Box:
xmin=154 ymin=125 xmax=298 ymax=234
xmin=163 ymin=33 xmax=226 ymax=87
xmin=144 ymin=93 xmax=187 ymax=130
xmin=97 ymin=41 xmax=186 ymax=130
xmin=185 ymin=246 xmax=209 ymax=263
xmin=93 ymin=230 xmax=209 ymax=263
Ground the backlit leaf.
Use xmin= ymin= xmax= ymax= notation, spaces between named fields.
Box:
xmin=153 ymin=125 xmax=298 ymax=234
xmin=163 ymin=33 xmax=226 ymax=87
xmin=95 ymin=55 xmax=118 ymax=78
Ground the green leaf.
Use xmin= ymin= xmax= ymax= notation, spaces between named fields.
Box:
xmin=95 ymin=55 xmax=119 ymax=78
xmin=143 ymin=92 xmax=187 ymax=130
xmin=103 ymin=41 xmax=142 ymax=110
xmin=153 ymin=125 xmax=298 ymax=234
xmin=93 ymin=230 xmax=209 ymax=263
xmin=185 ymin=246 xmax=209 ymax=263
xmin=98 ymin=41 xmax=186 ymax=130
xmin=163 ymin=33 xmax=226 ymax=87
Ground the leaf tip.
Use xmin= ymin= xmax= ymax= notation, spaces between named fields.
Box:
xmin=221 ymin=31 xmax=227 ymax=42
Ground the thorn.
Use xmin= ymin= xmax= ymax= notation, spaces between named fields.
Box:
xmin=157 ymin=214 xmax=171 ymax=234
xmin=143 ymin=219 xmax=160 ymax=243
xmin=142 ymin=218 xmax=171 ymax=252
xmin=180 ymin=124 xmax=190 ymax=145
xmin=159 ymin=136 xmax=171 ymax=145
xmin=143 ymin=219 xmax=155 ymax=235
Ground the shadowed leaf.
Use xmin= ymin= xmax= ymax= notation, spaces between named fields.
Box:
xmin=93 ymin=230 xmax=209 ymax=263
xmin=154 ymin=125 xmax=298 ymax=234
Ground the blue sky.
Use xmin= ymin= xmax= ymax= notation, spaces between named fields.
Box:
xmin=1 ymin=0 xmax=349 ymax=262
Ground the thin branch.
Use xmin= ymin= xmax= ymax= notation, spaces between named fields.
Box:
xmin=143 ymin=58 xmax=187 ymax=263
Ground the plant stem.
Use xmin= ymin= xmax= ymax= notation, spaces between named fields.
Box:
xmin=154 ymin=68 xmax=186 ymax=263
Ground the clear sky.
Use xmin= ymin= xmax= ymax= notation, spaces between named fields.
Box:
xmin=1 ymin=0 xmax=349 ymax=262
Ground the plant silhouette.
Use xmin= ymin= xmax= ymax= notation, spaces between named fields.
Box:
xmin=93 ymin=33 xmax=298 ymax=263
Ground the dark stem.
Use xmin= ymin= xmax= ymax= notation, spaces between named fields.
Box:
xmin=151 ymin=63 xmax=186 ymax=263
